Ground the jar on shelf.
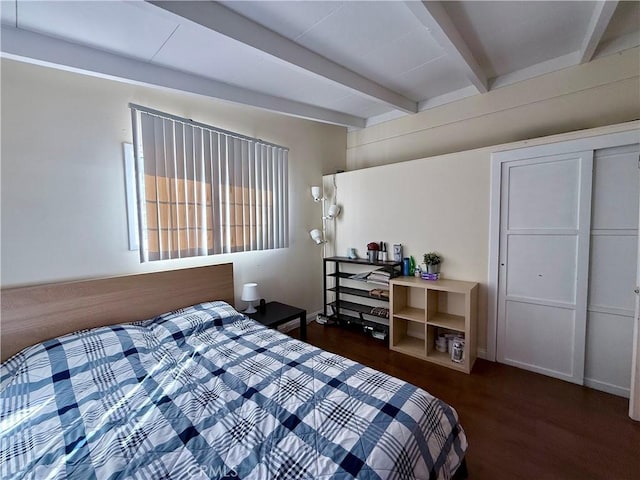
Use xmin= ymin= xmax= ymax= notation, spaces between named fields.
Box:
xmin=451 ymin=339 xmax=465 ymax=363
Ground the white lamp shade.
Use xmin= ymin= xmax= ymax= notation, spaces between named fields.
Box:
xmin=309 ymin=228 xmax=324 ymax=244
xmin=326 ymin=204 xmax=341 ymax=219
xmin=311 ymin=186 xmax=322 ymax=201
xmin=241 ymin=283 xmax=260 ymax=302
xmin=241 ymin=282 xmax=260 ymax=314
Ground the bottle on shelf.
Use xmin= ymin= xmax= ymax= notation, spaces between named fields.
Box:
xmin=379 ymin=241 xmax=387 ymax=262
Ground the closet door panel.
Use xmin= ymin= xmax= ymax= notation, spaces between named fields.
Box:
xmin=504 ymin=300 xmax=576 ymax=377
xmin=585 ymin=311 xmax=634 ymax=397
xmin=497 ymin=151 xmax=592 ymax=384
xmin=589 ymin=235 xmax=638 ymax=313
xmin=506 ymin=235 xmax=577 ymax=303
xmin=591 ymin=147 xmax=639 ymax=230
xmin=585 ymin=144 xmax=640 ymax=397
xmin=507 ymin=157 xmax=579 ymax=230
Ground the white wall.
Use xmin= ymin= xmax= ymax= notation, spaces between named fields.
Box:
xmin=0 ymin=59 xmax=347 ymax=314
xmin=347 ymin=47 xmax=640 ymax=170
xmin=328 ymin=121 xmax=640 ymax=356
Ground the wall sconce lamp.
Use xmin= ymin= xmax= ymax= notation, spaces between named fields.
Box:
xmin=241 ymin=282 xmax=260 ymax=313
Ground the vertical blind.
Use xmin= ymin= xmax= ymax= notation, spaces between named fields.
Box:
xmin=130 ymin=104 xmax=289 ymax=262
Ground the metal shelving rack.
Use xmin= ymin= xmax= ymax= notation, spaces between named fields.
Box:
xmin=322 ymin=256 xmax=402 ymax=339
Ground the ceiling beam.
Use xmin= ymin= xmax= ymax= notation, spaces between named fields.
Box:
xmin=0 ymin=26 xmax=365 ymax=128
xmin=405 ymin=1 xmax=488 ymax=94
xmin=148 ymin=1 xmax=418 ymax=114
xmin=579 ymin=0 xmax=618 ymax=64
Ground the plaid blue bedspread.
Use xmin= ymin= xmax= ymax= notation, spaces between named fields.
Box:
xmin=1 ymin=301 xmax=467 ymax=479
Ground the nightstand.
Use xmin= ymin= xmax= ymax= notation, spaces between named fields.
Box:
xmin=246 ymin=301 xmax=307 ymax=341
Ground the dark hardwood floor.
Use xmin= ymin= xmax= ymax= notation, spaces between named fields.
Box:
xmin=292 ymin=322 xmax=640 ymax=480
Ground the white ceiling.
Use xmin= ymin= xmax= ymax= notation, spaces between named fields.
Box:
xmin=1 ymin=1 xmax=638 ymax=128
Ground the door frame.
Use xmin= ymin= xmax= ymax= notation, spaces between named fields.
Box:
xmin=487 ymin=129 xmax=640 ymax=364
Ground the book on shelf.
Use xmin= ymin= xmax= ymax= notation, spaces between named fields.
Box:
xmin=367 ymin=273 xmax=389 ymax=281
xmin=367 ymin=278 xmax=389 ymax=284
xmin=367 ymin=276 xmax=389 ymax=284
xmin=367 ymin=280 xmax=390 ymax=287
xmin=374 ymin=266 xmax=399 ymax=276
xmin=366 ymin=267 xmax=399 ymax=286
xmin=369 ymin=271 xmax=390 ymax=278
xmin=349 ymin=271 xmax=371 ymax=280
xmin=348 ymin=266 xmax=399 ymax=284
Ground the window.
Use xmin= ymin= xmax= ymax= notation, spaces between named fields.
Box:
xmin=129 ymin=104 xmax=289 ymax=262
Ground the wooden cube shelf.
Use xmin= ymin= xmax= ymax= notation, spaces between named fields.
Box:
xmin=389 ymin=276 xmax=478 ymax=373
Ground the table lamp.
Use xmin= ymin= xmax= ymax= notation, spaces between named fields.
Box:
xmin=241 ymin=283 xmax=260 ymax=313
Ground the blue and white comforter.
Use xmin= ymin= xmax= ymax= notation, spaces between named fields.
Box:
xmin=1 ymin=301 xmax=466 ymax=479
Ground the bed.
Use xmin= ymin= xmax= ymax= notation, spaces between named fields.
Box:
xmin=0 ymin=264 xmax=467 ymax=479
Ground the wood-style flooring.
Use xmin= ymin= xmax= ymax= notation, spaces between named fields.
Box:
xmin=291 ymin=322 xmax=640 ymax=480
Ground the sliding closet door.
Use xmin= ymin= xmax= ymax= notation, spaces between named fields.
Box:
xmin=631 ymin=200 xmax=640 ymax=419
xmin=497 ymin=151 xmax=593 ymax=384
xmin=585 ymin=144 xmax=640 ymax=397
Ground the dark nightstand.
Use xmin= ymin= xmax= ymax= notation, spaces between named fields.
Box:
xmin=246 ymin=301 xmax=307 ymax=341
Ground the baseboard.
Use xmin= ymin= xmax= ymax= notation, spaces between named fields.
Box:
xmin=584 ymin=377 xmax=630 ymax=399
xmin=308 ymin=309 xmax=322 ymax=322
xmin=476 ymin=348 xmax=489 ymax=361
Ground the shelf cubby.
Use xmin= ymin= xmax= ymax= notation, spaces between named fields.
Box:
xmin=390 ymin=317 xmax=426 ymax=357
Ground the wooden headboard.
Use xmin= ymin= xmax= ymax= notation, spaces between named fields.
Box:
xmin=1 ymin=263 xmax=234 ymax=362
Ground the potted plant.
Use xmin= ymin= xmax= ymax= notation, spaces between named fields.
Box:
xmin=423 ymin=252 xmax=442 ymax=274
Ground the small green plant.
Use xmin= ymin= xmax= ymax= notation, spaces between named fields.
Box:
xmin=423 ymin=252 xmax=442 ymax=265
